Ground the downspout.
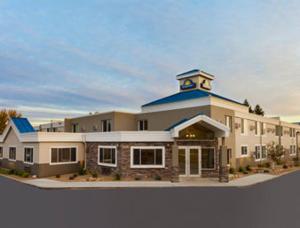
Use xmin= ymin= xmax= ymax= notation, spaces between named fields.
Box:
xmin=82 ymin=134 xmax=87 ymax=170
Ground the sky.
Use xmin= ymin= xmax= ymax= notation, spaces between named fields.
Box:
xmin=1 ymin=0 xmax=300 ymax=125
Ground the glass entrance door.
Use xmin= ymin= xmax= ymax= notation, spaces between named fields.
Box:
xmin=178 ymin=147 xmax=201 ymax=176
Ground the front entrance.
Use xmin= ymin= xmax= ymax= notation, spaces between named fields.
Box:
xmin=178 ymin=146 xmax=201 ymax=177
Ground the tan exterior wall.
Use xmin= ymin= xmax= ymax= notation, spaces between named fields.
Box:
xmin=136 ymin=106 xmax=211 ymax=131
xmin=0 ymin=128 xmax=40 ymax=163
xmin=65 ymin=111 xmax=137 ymax=132
xmin=38 ymin=142 xmax=85 ymax=164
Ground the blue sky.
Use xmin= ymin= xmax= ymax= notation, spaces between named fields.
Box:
xmin=1 ymin=0 xmax=300 ymax=125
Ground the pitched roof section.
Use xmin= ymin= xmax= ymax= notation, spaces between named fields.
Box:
xmin=142 ymin=89 xmax=245 ymax=107
xmin=11 ymin=118 xmax=35 ymax=133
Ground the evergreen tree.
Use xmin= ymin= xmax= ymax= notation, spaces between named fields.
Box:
xmin=243 ymin=99 xmax=254 ymax=113
xmin=254 ymin=104 xmax=265 ymax=116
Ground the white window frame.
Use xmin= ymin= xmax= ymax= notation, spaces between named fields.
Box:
xmin=49 ymin=146 xmax=78 ymax=165
xmin=201 ymin=147 xmax=216 ymax=170
xmin=8 ymin=146 xmax=17 ymax=161
xmin=290 ymin=145 xmax=296 ymax=156
xmin=254 ymin=144 xmax=261 ymax=161
xmin=138 ymin=120 xmax=148 ymax=131
xmin=24 ymin=146 xmax=34 ymax=165
xmin=101 ymin=119 xmax=112 ymax=132
xmin=98 ymin=145 xmax=117 ymax=167
xmin=261 ymin=144 xmax=267 ymax=160
xmin=0 ymin=146 xmax=3 ymax=159
xmin=130 ymin=146 xmax=165 ymax=169
xmin=240 ymin=145 xmax=249 ymax=157
xmin=241 ymin=119 xmax=248 ymax=136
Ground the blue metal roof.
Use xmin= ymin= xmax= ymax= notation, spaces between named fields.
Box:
xmin=142 ymin=89 xmax=245 ymax=107
xmin=176 ymin=69 xmax=200 ymax=77
xmin=11 ymin=118 xmax=35 ymax=133
xmin=165 ymin=112 xmax=205 ymax=131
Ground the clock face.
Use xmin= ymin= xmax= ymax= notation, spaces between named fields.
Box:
xmin=200 ymin=79 xmax=211 ymax=90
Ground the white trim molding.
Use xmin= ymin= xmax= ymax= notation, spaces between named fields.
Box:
xmin=98 ymin=145 xmax=117 ymax=167
xmin=170 ymin=114 xmax=230 ymax=138
xmin=130 ymin=146 xmax=165 ymax=169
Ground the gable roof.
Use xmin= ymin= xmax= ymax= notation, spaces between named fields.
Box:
xmin=11 ymin=118 xmax=35 ymax=133
xmin=142 ymin=89 xmax=245 ymax=107
xmin=169 ymin=114 xmax=230 ymax=138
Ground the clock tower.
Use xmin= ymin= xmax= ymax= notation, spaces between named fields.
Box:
xmin=176 ymin=69 xmax=215 ymax=92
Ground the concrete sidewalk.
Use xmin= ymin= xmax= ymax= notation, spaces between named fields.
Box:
xmin=21 ymin=173 xmax=278 ymax=189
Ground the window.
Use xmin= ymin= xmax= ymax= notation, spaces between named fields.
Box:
xmin=255 ymin=122 xmax=259 ymax=135
xmin=98 ymin=146 xmax=117 ymax=167
xmin=101 ymin=120 xmax=112 ymax=132
xmin=0 ymin=146 xmax=3 ymax=158
xmin=290 ymin=128 xmax=296 ymax=138
xmin=9 ymin=147 xmax=16 ymax=161
xmin=261 ymin=146 xmax=267 ymax=159
xmin=241 ymin=146 xmax=248 ymax=156
xmin=255 ymin=145 xmax=261 ymax=160
xmin=241 ymin=119 xmax=246 ymax=135
xmin=260 ymin=123 xmax=265 ymax=135
xmin=276 ymin=125 xmax=283 ymax=136
xmin=72 ymin=124 xmax=79 ymax=133
xmin=227 ymin=149 xmax=232 ymax=165
xmin=24 ymin=147 xmax=34 ymax=164
xmin=225 ymin=116 xmax=232 ymax=132
xmin=290 ymin=145 xmax=296 ymax=155
xmin=202 ymin=148 xmax=215 ymax=169
xmin=138 ymin=120 xmax=148 ymax=131
xmin=131 ymin=147 xmax=165 ymax=168
xmin=51 ymin=147 xmax=77 ymax=164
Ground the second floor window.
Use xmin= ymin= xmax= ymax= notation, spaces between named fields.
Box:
xmin=138 ymin=120 xmax=148 ymax=131
xmin=72 ymin=123 xmax=79 ymax=133
xmin=101 ymin=119 xmax=112 ymax=132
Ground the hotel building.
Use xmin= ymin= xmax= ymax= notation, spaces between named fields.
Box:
xmin=0 ymin=69 xmax=299 ymax=182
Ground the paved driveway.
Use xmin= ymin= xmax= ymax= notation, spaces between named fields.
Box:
xmin=1 ymin=171 xmax=300 ymax=228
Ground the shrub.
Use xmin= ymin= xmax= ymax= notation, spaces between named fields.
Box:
xmin=8 ymin=169 xmax=16 ymax=175
xmin=283 ymin=164 xmax=288 ymax=169
xmin=92 ymin=172 xmax=98 ymax=178
xmin=73 ymin=174 xmax=78 ymax=178
xmin=56 ymin=174 xmax=61 ymax=178
xmin=257 ymin=164 xmax=263 ymax=168
xmin=264 ymin=162 xmax=271 ymax=168
xmin=0 ymin=168 xmax=9 ymax=175
xmin=114 ymin=172 xmax=121 ymax=181
xmin=238 ymin=167 xmax=245 ymax=173
xmin=134 ymin=176 xmax=141 ymax=181
xmin=263 ymin=169 xmax=270 ymax=173
xmin=78 ymin=166 xmax=87 ymax=176
xmin=243 ymin=171 xmax=249 ymax=175
xmin=21 ymin=172 xmax=29 ymax=178
xmin=229 ymin=167 xmax=235 ymax=174
xmin=246 ymin=165 xmax=252 ymax=171
xmin=154 ymin=175 xmax=162 ymax=181
xmin=69 ymin=176 xmax=74 ymax=180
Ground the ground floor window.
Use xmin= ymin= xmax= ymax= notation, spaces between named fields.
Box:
xmin=98 ymin=146 xmax=117 ymax=167
xmin=290 ymin=145 xmax=296 ymax=155
xmin=131 ymin=146 xmax=165 ymax=168
xmin=24 ymin=147 xmax=34 ymax=164
xmin=9 ymin=147 xmax=16 ymax=161
xmin=202 ymin=148 xmax=215 ymax=169
xmin=227 ymin=149 xmax=232 ymax=165
xmin=241 ymin=146 xmax=248 ymax=156
xmin=0 ymin=146 xmax=3 ymax=158
xmin=51 ymin=147 xmax=77 ymax=164
xmin=261 ymin=146 xmax=267 ymax=159
xmin=255 ymin=145 xmax=267 ymax=160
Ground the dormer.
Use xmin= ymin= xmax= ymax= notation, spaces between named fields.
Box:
xmin=176 ymin=69 xmax=215 ymax=92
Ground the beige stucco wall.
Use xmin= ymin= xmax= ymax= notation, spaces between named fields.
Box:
xmin=136 ymin=106 xmax=211 ymax=131
xmin=38 ymin=142 xmax=85 ymax=164
xmin=0 ymin=128 xmax=40 ymax=163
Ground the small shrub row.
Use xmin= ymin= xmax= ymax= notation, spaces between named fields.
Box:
xmin=6 ymin=169 xmax=29 ymax=178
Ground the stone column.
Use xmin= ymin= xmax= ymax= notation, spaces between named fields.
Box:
xmin=171 ymin=142 xmax=179 ymax=182
xmin=219 ymin=137 xmax=229 ymax=183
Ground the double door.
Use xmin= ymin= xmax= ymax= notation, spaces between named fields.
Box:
xmin=178 ymin=146 xmax=201 ymax=177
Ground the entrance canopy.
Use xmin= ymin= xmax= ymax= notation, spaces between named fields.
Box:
xmin=169 ymin=114 xmax=230 ymax=138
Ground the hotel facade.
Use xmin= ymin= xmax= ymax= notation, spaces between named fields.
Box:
xmin=1 ymin=69 xmax=299 ymax=182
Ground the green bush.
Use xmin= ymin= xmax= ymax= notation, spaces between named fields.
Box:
xmin=238 ymin=167 xmax=245 ymax=173
xmin=8 ymin=169 xmax=16 ymax=175
xmin=246 ymin=165 xmax=252 ymax=171
xmin=92 ymin=172 xmax=98 ymax=178
xmin=0 ymin=168 xmax=9 ymax=175
xmin=263 ymin=169 xmax=270 ymax=173
xmin=134 ymin=176 xmax=141 ymax=181
xmin=264 ymin=162 xmax=271 ymax=168
xmin=154 ymin=175 xmax=162 ymax=181
xmin=114 ymin=172 xmax=121 ymax=181
xmin=21 ymin=172 xmax=29 ymax=178
xmin=56 ymin=174 xmax=61 ymax=178
xmin=229 ymin=167 xmax=235 ymax=174
xmin=78 ymin=166 xmax=87 ymax=176
xmin=69 ymin=176 xmax=74 ymax=180
xmin=243 ymin=171 xmax=249 ymax=175
xmin=283 ymin=164 xmax=288 ymax=169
